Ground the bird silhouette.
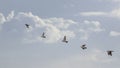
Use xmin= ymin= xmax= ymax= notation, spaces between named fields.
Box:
xmin=25 ymin=24 xmax=30 ymax=28
xmin=107 ymin=50 xmax=114 ymax=56
xmin=41 ymin=32 xmax=46 ymax=38
xmin=62 ymin=36 xmax=68 ymax=43
xmin=81 ymin=44 xmax=87 ymax=50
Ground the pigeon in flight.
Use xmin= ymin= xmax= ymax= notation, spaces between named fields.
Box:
xmin=81 ymin=44 xmax=87 ymax=50
xmin=107 ymin=50 xmax=114 ymax=56
xmin=62 ymin=36 xmax=68 ymax=43
xmin=41 ymin=32 xmax=46 ymax=38
xmin=25 ymin=24 xmax=30 ymax=28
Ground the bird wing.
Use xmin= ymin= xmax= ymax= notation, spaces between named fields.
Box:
xmin=42 ymin=32 xmax=45 ymax=36
xmin=64 ymin=36 xmax=66 ymax=41
xmin=82 ymin=44 xmax=86 ymax=47
xmin=25 ymin=24 xmax=29 ymax=28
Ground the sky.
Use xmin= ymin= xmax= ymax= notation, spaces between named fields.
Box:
xmin=0 ymin=0 xmax=120 ymax=68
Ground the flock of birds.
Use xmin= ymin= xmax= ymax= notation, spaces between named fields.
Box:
xmin=25 ymin=24 xmax=114 ymax=56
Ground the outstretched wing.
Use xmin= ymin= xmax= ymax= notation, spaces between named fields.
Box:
xmin=42 ymin=32 xmax=45 ymax=36
xmin=81 ymin=44 xmax=87 ymax=49
xmin=82 ymin=44 xmax=86 ymax=47
xmin=63 ymin=36 xmax=66 ymax=41
xmin=107 ymin=50 xmax=114 ymax=56
xmin=25 ymin=24 xmax=29 ymax=28
xmin=41 ymin=32 xmax=46 ymax=38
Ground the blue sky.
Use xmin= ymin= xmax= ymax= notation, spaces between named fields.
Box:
xmin=0 ymin=0 xmax=120 ymax=68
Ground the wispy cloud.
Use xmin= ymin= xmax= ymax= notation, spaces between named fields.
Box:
xmin=110 ymin=31 xmax=120 ymax=36
xmin=79 ymin=8 xmax=120 ymax=19
xmin=80 ymin=12 xmax=107 ymax=16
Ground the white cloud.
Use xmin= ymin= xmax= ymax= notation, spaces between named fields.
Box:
xmin=17 ymin=12 xmax=46 ymax=28
xmin=79 ymin=8 xmax=120 ymax=19
xmin=0 ymin=11 xmax=15 ymax=31
xmin=110 ymin=8 xmax=120 ymax=18
xmin=78 ymin=20 xmax=105 ymax=40
xmin=0 ymin=13 xmax=6 ymax=24
xmin=44 ymin=18 xmax=77 ymax=29
xmin=16 ymin=12 xmax=104 ymax=43
xmin=16 ymin=12 xmax=76 ymax=43
xmin=0 ymin=11 xmax=105 ymax=43
xmin=84 ymin=20 xmax=105 ymax=32
xmin=80 ymin=12 xmax=107 ymax=16
xmin=110 ymin=31 xmax=120 ymax=36
xmin=0 ymin=12 xmax=6 ymax=31
xmin=45 ymin=26 xmax=75 ymax=43
xmin=6 ymin=11 xmax=14 ymax=22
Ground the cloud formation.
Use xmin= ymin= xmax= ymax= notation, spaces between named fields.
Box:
xmin=16 ymin=12 xmax=76 ymax=43
xmin=0 ymin=11 xmax=104 ymax=43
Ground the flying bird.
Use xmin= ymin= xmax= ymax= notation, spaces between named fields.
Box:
xmin=81 ymin=44 xmax=87 ymax=50
xmin=41 ymin=32 xmax=46 ymax=38
xmin=62 ymin=36 xmax=68 ymax=43
xmin=107 ymin=50 xmax=114 ymax=56
xmin=25 ymin=24 xmax=30 ymax=28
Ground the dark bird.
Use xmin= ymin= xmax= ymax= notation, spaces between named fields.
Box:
xmin=62 ymin=36 xmax=68 ymax=43
xmin=81 ymin=44 xmax=87 ymax=50
xmin=107 ymin=50 xmax=114 ymax=56
xmin=25 ymin=24 xmax=30 ymax=28
xmin=41 ymin=32 xmax=46 ymax=38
